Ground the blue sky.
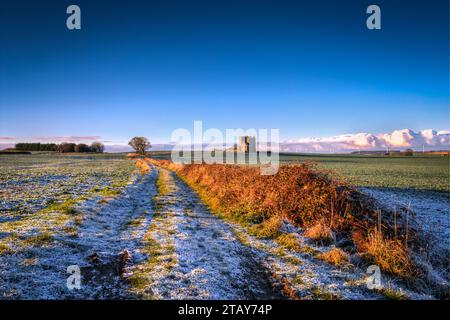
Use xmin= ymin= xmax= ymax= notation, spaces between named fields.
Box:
xmin=0 ymin=0 xmax=448 ymax=145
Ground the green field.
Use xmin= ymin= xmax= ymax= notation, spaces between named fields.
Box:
xmin=149 ymin=151 xmax=449 ymax=193
xmin=278 ymin=153 xmax=449 ymax=192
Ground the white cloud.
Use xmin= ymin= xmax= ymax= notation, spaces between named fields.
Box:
xmin=280 ymin=129 xmax=450 ymax=153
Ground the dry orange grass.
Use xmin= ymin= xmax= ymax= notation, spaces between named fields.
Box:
xmin=135 ymin=159 xmax=150 ymax=174
xmin=146 ymin=158 xmax=183 ymax=172
xmin=148 ymin=158 xmax=419 ymax=279
xmin=303 ymin=222 xmax=335 ymax=245
xmin=172 ymin=162 xmax=359 ymax=230
xmin=361 ymin=229 xmax=418 ymax=277
xmin=127 ymin=153 xmax=141 ymax=159
xmin=316 ymin=248 xmax=349 ymax=266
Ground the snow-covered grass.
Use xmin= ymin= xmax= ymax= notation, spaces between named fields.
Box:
xmin=1 ymin=154 xmax=447 ymax=300
xmin=0 ymin=170 xmax=158 ymax=298
xmin=361 ymin=187 xmax=449 ymax=254
xmin=219 ymin=217 xmax=435 ymax=300
xmin=0 ymin=155 xmax=150 ymax=299
xmin=128 ymin=170 xmax=178 ymax=298
xmin=361 ymin=187 xmax=450 ymax=299
xmin=0 ymin=154 xmax=135 ymax=217
xmin=128 ymin=167 xmax=283 ymax=299
xmin=148 ymin=158 xmax=446 ymax=299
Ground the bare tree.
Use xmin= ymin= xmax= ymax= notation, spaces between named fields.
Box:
xmin=128 ymin=137 xmax=151 ymax=155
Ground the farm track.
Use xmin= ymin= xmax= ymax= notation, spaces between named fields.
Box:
xmin=133 ymin=165 xmax=392 ymax=300
xmin=130 ymin=166 xmax=284 ymax=299
xmin=0 ymin=162 xmax=436 ymax=300
xmin=141 ymin=165 xmax=433 ymax=300
xmin=0 ymin=166 xmax=283 ymax=299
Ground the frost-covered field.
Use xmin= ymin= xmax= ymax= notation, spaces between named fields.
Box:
xmin=361 ymin=188 xmax=449 ymax=251
xmin=0 ymin=153 xmax=139 ymax=298
xmin=0 ymin=154 xmax=447 ymax=300
xmin=0 ymin=154 xmax=135 ymax=217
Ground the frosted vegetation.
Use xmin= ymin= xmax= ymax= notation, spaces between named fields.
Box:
xmin=0 ymin=154 xmax=134 ymax=216
xmin=0 ymin=154 xmax=447 ymax=299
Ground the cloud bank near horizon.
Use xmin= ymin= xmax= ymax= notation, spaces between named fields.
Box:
xmin=1 ymin=129 xmax=449 ymax=153
xmin=280 ymin=129 xmax=450 ymax=153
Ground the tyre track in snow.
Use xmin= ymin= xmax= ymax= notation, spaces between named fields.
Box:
xmin=131 ymin=166 xmax=284 ymax=299
xmin=140 ymin=165 xmax=432 ymax=300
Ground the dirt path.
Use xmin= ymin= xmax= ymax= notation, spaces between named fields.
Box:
xmin=0 ymin=166 xmax=282 ymax=299
xmin=1 ymin=164 xmax=433 ymax=299
xmin=129 ymin=167 xmax=283 ymax=299
xmin=138 ymin=167 xmax=432 ymax=300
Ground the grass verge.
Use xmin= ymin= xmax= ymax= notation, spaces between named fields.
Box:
xmin=146 ymin=158 xmax=428 ymax=287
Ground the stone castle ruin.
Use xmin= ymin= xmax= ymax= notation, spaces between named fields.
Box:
xmin=238 ymin=136 xmax=256 ymax=153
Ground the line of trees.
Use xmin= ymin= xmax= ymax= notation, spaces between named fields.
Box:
xmin=15 ymin=142 xmax=105 ymax=153
xmin=15 ymin=143 xmax=58 ymax=151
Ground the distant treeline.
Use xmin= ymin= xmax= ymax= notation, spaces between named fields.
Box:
xmin=350 ymin=149 xmax=414 ymax=156
xmin=15 ymin=142 xmax=105 ymax=153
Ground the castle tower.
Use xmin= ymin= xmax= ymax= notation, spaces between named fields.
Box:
xmin=238 ymin=136 xmax=256 ymax=153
